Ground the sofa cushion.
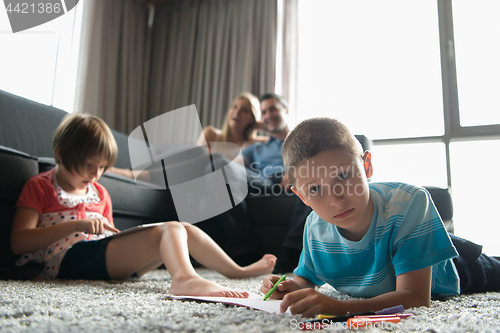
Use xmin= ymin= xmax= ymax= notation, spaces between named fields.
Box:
xmin=0 ymin=90 xmax=66 ymax=159
xmin=97 ymin=173 xmax=179 ymax=230
xmin=425 ymin=186 xmax=454 ymax=233
xmin=0 ymin=146 xmax=38 ymax=268
xmin=0 ymin=89 xmax=132 ymax=170
xmin=354 ymin=134 xmax=371 ymax=152
xmin=111 ymin=129 xmax=133 ymax=170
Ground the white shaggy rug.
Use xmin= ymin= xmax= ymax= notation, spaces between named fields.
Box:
xmin=1 ymin=268 xmax=500 ymax=332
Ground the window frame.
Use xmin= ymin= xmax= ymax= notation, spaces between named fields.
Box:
xmin=372 ymin=0 xmax=500 ymax=188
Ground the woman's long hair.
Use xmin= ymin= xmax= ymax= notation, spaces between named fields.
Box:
xmin=220 ymin=92 xmax=260 ymax=144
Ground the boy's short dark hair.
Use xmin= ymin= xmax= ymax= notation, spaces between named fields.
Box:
xmin=283 ymin=117 xmax=363 ymax=184
xmin=259 ymin=93 xmax=288 ymax=109
xmin=53 ymin=113 xmax=118 ymax=174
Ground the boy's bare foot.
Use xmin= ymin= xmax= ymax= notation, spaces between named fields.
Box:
xmin=228 ymin=254 xmax=277 ymax=278
xmin=169 ymin=275 xmax=249 ymax=298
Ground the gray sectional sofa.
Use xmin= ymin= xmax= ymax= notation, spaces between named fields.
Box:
xmin=0 ymin=89 xmax=179 ymax=275
xmin=0 ymin=89 xmax=455 ymax=278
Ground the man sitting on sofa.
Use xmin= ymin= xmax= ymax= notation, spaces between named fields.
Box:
xmin=243 ymin=93 xmax=292 ymax=193
xmin=242 ymin=93 xmax=312 ymax=274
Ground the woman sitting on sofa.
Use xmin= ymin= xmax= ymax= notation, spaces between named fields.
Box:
xmin=108 ymin=92 xmax=267 ymax=179
xmin=196 ymin=92 xmax=267 ymax=150
xmin=105 ymin=93 xmax=267 ymax=266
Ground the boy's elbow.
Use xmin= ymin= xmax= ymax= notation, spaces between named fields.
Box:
xmin=417 ymin=287 xmax=431 ymax=308
xmin=406 ymin=291 xmax=431 ymax=309
xmin=420 ymin=295 xmax=431 ymax=308
xmin=412 ymin=296 xmax=430 ymax=308
xmin=397 ymin=287 xmax=431 ymax=309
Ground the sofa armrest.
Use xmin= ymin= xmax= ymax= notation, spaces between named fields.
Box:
xmin=424 ymin=186 xmax=454 ymax=233
xmin=0 ymin=146 xmax=39 ymax=268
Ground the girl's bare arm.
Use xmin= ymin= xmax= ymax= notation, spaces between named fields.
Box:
xmin=10 ymin=207 xmax=118 ymax=255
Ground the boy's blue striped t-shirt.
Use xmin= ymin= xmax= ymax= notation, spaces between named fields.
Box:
xmin=293 ymin=182 xmax=460 ymax=297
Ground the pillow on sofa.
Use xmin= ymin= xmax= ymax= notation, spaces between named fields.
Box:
xmin=0 ymin=89 xmax=133 ymax=170
xmin=0 ymin=90 xmax=66 ymax=158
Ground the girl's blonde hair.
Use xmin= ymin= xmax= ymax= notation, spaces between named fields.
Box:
xmin=220 ymin=92 xmax=260 ymax=143
xmin=53 ymin=113 xmax=118 ymax=174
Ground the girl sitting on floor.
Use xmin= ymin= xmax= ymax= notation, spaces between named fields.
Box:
xmin=10 ymin=113 xmax=276 ymax=297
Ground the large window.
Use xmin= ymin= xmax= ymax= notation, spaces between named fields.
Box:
xmin=297 ymin=0 xmax=444 ymax=140
xmin=371 ymin=143 xmax=448 ymax=188
xmin=453 ymin=1 xmax=500 ymax=127
xmin=0 ymin=1 xmax=84 ymax=112
xmin=297 ymin=0 xmax=500 ymax=254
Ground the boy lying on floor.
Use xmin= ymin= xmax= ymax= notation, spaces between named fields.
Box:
xmin=261 ymin=117 xmax=500 ymax=317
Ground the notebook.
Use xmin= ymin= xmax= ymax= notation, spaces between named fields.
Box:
xmin=169 ymin=292 xmax=290 ymax=314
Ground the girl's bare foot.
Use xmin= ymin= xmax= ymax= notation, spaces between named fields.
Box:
xmin=169 ymin=275 xmax=249 ymax=298
xmin=227 ymin=254 xmax=277 ymax=278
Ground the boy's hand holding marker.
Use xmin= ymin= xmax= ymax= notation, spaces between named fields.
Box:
xmin=261 ymin=275 xmax=304 ymax=300
xmin=261 ymin=274 xmax=343 ymax=317
xmin=279 ymin=287 xmax=347 ymax=318
xmin=263 ymin=275 xmax=286 ymax=300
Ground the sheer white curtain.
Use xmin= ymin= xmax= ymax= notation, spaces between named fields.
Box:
xmin=280 ymin=0 xmax=298 ymax=118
